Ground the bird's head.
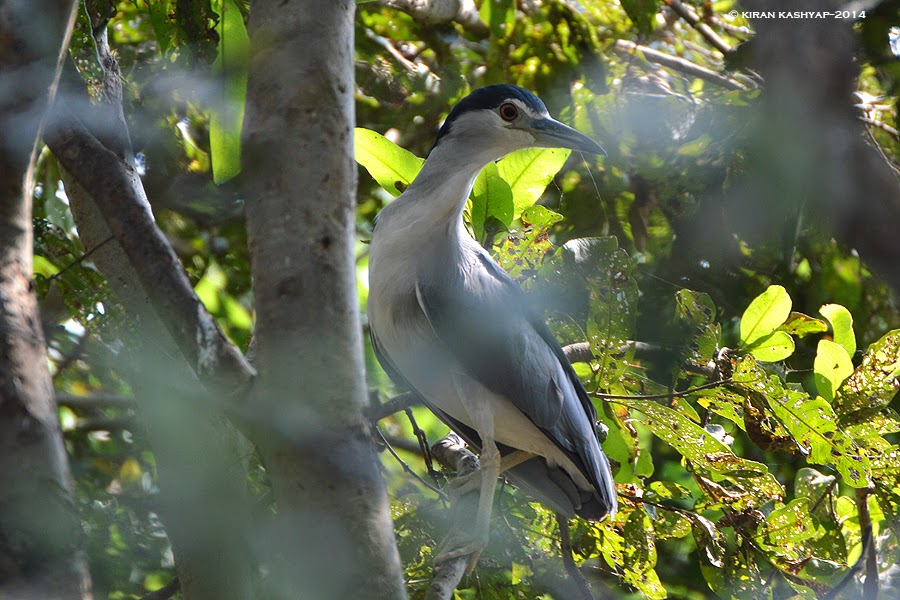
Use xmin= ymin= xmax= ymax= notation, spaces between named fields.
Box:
xmin=431 ymin=84 xmax=605 ymax=159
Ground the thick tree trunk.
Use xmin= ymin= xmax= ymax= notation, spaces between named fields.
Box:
xmin=242 ymin=0 xmax=406 ymax=598
xmin=745 ymin=0 xmax=900 ymax=293
xmin=0 ymin=0 xmax=92 ymax=597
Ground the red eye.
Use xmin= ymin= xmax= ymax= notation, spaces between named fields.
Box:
xmin=499 ymin=102 xmax=518 ymax=121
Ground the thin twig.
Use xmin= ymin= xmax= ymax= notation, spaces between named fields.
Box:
xmin=375 ymin=426 xmax=448 ymax=501
xmin=860 ymin=115 xmax=900 ymax=139
xmin=368 ymin=390 xmax=419 ymax=421
xmin=46 ymin=235 xmax=114 ymax=285
xmin=664 ymin=0 xmax=733 ymax=55
xmin=406 ymin=407 xmax=441 ymax=483
xmin=594 ymin=378 xmax=733 ymax=401
xmin=809 ymin=475 xmax=841 ymax=514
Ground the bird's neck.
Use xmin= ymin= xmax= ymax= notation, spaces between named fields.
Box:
xmin=402 ymin=138 xmax=502 ymax=229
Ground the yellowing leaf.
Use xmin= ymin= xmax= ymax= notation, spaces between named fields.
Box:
xmin=819 ymin=304 xmax=856 ymax=358
xmin=814 ymin=339 xmax=854 ymax=403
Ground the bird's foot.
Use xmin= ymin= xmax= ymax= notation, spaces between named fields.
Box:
xmin=445 ymin=469 xmax=482 ymax=502
xmin=433 ymin=530 xmax=487 ymax=575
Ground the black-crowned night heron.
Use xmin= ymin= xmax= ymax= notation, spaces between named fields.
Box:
xmin=368 ymin=84 xmax=617 ymax=567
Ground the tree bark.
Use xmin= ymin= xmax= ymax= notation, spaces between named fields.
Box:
xmin=242 ymin=0 xmax=406 ymax=598
xmin=0 ymin=0 xmax=92 ymax=597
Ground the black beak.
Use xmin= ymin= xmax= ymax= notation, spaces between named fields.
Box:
xmin=530 ymin=118 xmax=606 ymax=156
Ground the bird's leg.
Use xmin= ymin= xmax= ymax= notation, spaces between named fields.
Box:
xmin=434 ymin=377 xmax=500 ymax=573
xmin=435 ymin=436 xmax=499 ymax=574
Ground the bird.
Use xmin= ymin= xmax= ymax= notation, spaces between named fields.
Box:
xmin=367 ymin=84 xmax=617 ymax=567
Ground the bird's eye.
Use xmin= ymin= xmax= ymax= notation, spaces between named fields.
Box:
xmin=499 ymin=103 xmax=518 ymax=122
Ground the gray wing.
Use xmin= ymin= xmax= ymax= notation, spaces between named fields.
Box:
xmin=414 ymin=252 xmax=617 ymax=517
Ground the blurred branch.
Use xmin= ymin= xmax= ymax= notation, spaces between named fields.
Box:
xmin=44 ymin=113 xmax=256 ymax=394
xmin=663 ymin=0 xmax=733 ymax=55
xmin=857 ymin=487 xmax=878 ymax=600
xmin=72 ymin=415 xmax=135 ymax=432
xmin=860 ymin=116 xmax=900 ymax=140
xmin=56 ymin=392 xmax=134 ymax=409
xmin=368 ymin=390 xmax=420 ymax=420
xmin=379 ymin=0 xmax=487 ymax=35
xmin=51 ymin=329 xmax=90 ymax=381
xmin=613 ymin=40 xmax=749 ymax=91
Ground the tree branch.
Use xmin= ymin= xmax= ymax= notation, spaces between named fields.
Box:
xmin=379 ymin=0 xmax=487 ymax=35
xmin=613 ymin=40 xmax=749 ymax=91
xmin=426 ymin=432 xmax=479 ymax=600
xmin=44 ymin=113 xmax=255 ymax=394
xmin=663 ymin=0 xmax=733 ymax=56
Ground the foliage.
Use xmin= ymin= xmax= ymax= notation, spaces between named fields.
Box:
xmin=31 ymin=0 xmax=900 ymax=598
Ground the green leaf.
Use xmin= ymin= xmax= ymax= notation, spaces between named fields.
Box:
xmin=735 ymin=357 xmax=871 ymax=488
xmin=779 ymin=311 xmax=828 ymax=338
xmin=835 ymin=330 xmax=900 ymax=417
xmin=747 ymin=330 xmax=795 ymax=362
xmin=561 ymin=237 xmax=637 ymax=386
xmin=814 ymin=339 xmax=854 ymax=403
xmin=758 ymin=498 xmax=820 ymax=550
xmin=620 ymin=398 xmax=783 ymax=502
xmin=621 ymin=509 xmax=665 ymax=599
xmin=819 ymin=304 xmax=856 ymax=357
xmin=479 ymin=0 xmax=516 ymax=39
xmin=209 ymin=0 xmax=250 ymax=184
xmin=739 ymin=285 xmax=792 ymax=346
xmin=494 ymin=205 xmax=562 ymax=280
xmin=470 ymin=162 xmax=513 ymax=240
xmin=496 ymin=147 xmax=571 ymax=219
xmin=354 ymin=129 xmax=425 ymax=197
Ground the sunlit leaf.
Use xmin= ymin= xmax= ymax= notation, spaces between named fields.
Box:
xmin=740 ymin=285 xmax=792 ymax=346
xmin=779 ymin=311 xmax=828 ymax=338
xmin=471 ymin=162 xmax=513 ymax=240
xmin=496 ymin=147 xmax=571 ymax=218
xmin=561 ymin=237 xmax=637 ymax=387
xmin=835 ymin=330 xmax=900 ymax=417
xmin=814 ymin=339 xmax=854 ymax=403
xmin=747 ymin=330 xmax=795 ymax=362
xmin=209 ymin=0 xmax=250 ymax=183
xmin=354 ymin=128 xmax=425 ymax=196
xmin=820 ymin=303 xmax=856 ymax=357
xmin=619 ymin=398 xmax=783 ymax=501
xmin=675 ymin=289 xmax=719 ymax=364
